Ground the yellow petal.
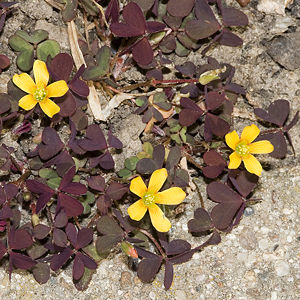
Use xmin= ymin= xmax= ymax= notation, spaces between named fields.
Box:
xmin=228 ymin=152 xmax=242 ymax=169
xmin=39 ymin=98 xmax=60 ymax=118
xmin=130 ymin=176 xmax=147 ymax=197
xmin=249 ymin=141 xmax=274 ymax=154
xmin=225 ymin=130 xmax=240 ymax=150
xmin=127 ymin=199 xmax=147 ymax=221
xmin=241 ymin=124 xmax=260 ymax=144
xmin=33 ymin=60 xmax=49 ymax=87
xmin=13 ymin=73 xmax=36 ymax=94
xmin=19 ymin=94 xmax=37 ymax=111
xmin=156 ymin=187 xmax=186 ymax=205
xmin=243 ymin=154 xmax=262 ymax=176
xmin=148 ymin=168 xmax=168 ymax=193
xmin=148 ymin=204 xmax=171 ymax=232
xmin=46 ymin=80 xmax=69 ymax=98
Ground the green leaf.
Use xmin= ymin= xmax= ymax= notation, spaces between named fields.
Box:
xmin=74 ymin=267 xmax=95 ymax=291
xmin=124 ymin=156 xmax=139 ymax=171
xmin=170 ymin=124 xmax=181 ymax=133
xmin=82 ymin=46 xmax=111 ymax=81
xmin=175 ymin=40 xmax=190 ymax=57
xmin=136 ymin=96 xmax=147 ymax=107
xmin=179 ymin=127 xmax=187 ymax=143
xmin=47 ymin=177 xmax=61 ymax=189
xmin=171 ymin=133 xmax=181 ymax=144
xmin=37 ymin=40 xmax=60 ymax=61
xmin=39 ymin=168 xmax=58 ymax=179
xmin=83 ymin=244 xmax=105 ymax=263
xmin=80 ymin=191 xmax=95 ymax=215
xmin=73 ymin=157 xmax=87 ymax=172
xmin=72 ymin=175 xmax=80 ymax=182
xmin=118 ymin=168 xmax=132 ymax=178
xmin=62 ymin=0 xmax=78 ymax=22
xmin=142 ymin=142 xmax=153 ymax=157
xmin=9 ymin=34 xmax=33 ymax=51
xmin=199 ymin=67 xmax=226 ymax=85
xmin=16 ymin=30 xmax=48 ymax=44
xmin=16 ymin=48 xmax=34 ymax=72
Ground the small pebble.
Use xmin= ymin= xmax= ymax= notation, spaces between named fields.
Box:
xmin=274 ymin=260 xmax=290 ymax=276
xmin=244 ymin=207 xmax=254 ymax=216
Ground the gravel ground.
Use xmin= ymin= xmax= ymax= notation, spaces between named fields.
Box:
xmin=0 ymin=0 xmax=299 ymax=299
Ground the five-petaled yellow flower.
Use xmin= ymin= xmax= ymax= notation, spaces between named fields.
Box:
xmin=128 ymin=168 xmax=186 ymax=232
xmin=225 ymin=124 xmax=274 ymax=176
xmin=13 ymin=60 xmax=69 ymax=118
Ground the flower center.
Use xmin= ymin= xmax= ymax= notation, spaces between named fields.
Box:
xmin=142 ymin=192 xmax=156 ymax=207
xmin=33 ymin=85 xmax=47 ymax=102
xmin=235 ymin=141 xmax=250 ymax=157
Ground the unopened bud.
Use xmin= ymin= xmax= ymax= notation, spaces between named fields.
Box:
xmin=23 ymin=192 xmax=31 ymax=202
xmin=121 ymin=241 xmax=138 ymax=258
xmin=32 ymin=214 xmax=40 ymax=226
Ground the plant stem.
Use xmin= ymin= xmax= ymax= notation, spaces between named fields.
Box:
xmin=138 ymin=228 xmax=166 ymax=258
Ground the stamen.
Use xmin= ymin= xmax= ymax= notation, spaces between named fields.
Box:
xmin=142 ymin=192 xmax=156 ymax=206
xmin=33 ymin=85 xmax=47 ymax=102
xmin=235 ymin=141 xmax=250 ymax=157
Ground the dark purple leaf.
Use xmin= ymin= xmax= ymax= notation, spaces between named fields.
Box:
xmin=33 ymin=263 xmax=50 ymax=284
xmin=0 ymin=241 xmax=6 ymax=259
xmin=39 ymin=127 xmax=64 ymax=160
xmin=167 ymin=0 xmax=194 ymax=17
xmin=204 ymin=113 xmax=230 ymax=141
xmin=254 ymin=99 xmax=289 ymax=127
xmin=0 ymin=92 xmax=11 ymax=113
xmin=106 ymin=181 xmax=128 ymax=201
xmin=257 ymin=132 xmax=287 ymax=159
xmin=48 ymin=53 xmax=73 ymax=82
xmin=207 ymin=182 xmax=242 ymax=204
xmin=53 ymin=228 xmax=68 ymax=247
xmin=108 ymin=129 xmax=123 ymax=149
xmin=180 ymin=84 xmax=200 ymax=98
xmin=229 ymin=170 xmax=258 ymax=198
xmin=179 ymin=97 xmax=204 ymax=126
xmin=65 ymin=222 xmax=77 ymax=247
xmin=96 ymin=216 xmax=123 ymax=236
xmin=217 ymin=29 xmax=243 ymax=47
xmin=56 ymin=92 xmax=76 ymax=117
xmin=188 ymin=208 xmax=213 ymax=233
xmin=166 ymin=240 xmax=191 ymax=256
xmin=87 ymin=175 xmax=105 ymax=192
xmin=33 ymin=224 xmax=51 ymax=240
xmin=54 ymin=210 xmax=68 ymax=228
xmin=50 ymin=247 xmax=73 ymax=271
xmin=284 ymin=111 xmax=299 ymax=132
xmin=57 ymin=193 xmax=84 ymax=217
xmin=105 ymin=0 xmax=119 ymax=23
xmin=135 ymin=245 xmax=160 ymax=259
xmin=159 ymin=35 xmax=177 ymax=53
xmin=136 ymin=158 xmax=159 ymax=175
xmin=113 ymin=209 xmax=136 ymax=233
xmin=166 ymin=146 xmax=181 ymax=170
xmin=206 ymin=91 xmax=226 ymax=111
xmin=73 ymin=254 xmax=85 ymax=280
xmin=79 ymin=124 xmax=107 ymax=151
xmin=205 ymin=231 xmax=221 ymax=246
xmin=132 ymin=37 xmax=153 ymax=65
xmin=222 ymin=7 xmax=248 ymax=27
xmin=99 ymin=151 xmax=115 ymax=170
xmin=123 ymin=2 xmax=146 ymax=32
xmin=59 ymin=167 xmax=87 ymax=195
xmin=9 ymin=228 xmax=33 ymax=250
xmin=96 ymin=234 xmax=122 ymax=253
xmin=78 ymin=252 xmax=97 ymax=269
xmin=163 ymin=15 xmax=182 ymax=30
xmin=137 ymin=258 xmax=162 ymax=282
xmin=146 ymin=21 xmax=165 ymax=33
xmin=69 ymin=65 xmax=89 ymax=97
xmin=43 ymin=150 xmax=75 ymax=177
xmin=10 ymin=252 xmax=36 ymax=270
xmin=164 ymin=260 xmax=174 ymax=290
xmin=224 ymin=83 xmax=246 ymax=95
xmin=110 ymin=23 xmax=143 ymax=37
xmin=175 ymin=62 xmax=196 ymax=78
xmin=152 ymin=144 xmax=165 ymax=168
xmin=146 ymin=69 xmax=163 ymax=81
xmin=0 ymin=204 xmax=13 ymax=220
xmin=76 ymin=228 xmax=93 ymax=249
xmin=168 ymin=250 xmax=194 ymax=264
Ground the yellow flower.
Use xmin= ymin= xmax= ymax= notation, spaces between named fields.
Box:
xmin=128 ymin=168 xmax=186 ymax=232
xmin=13 ymin=60 xmax=69 ymax=118
xmin=225 ymin=124 xmax=274 ymax=176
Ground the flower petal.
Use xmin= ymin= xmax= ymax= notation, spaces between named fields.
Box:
xmin=13 ymin=73 xmax=35 ymax=94
xmin=249 ymin=141 xmax=274 ymax=154
xmin=46 ymin=80 xmax=69 ymax=98
xmin=148 ymin=168 xmax=168 ymax=193
xmin=228 ymin=152 xmax=242 ymax=169
xmin=243 ymin=154 xmax=262 ymax=177
xmin=33 ymin=60 xmax=49 ymax=87
xmin=39 ymin=98 xmax=60 ymax=118
xmin=225 ymin=130 xmax=240 ymax=150
xmin=130 ymin=176 xmax=147 ymax=197
xmin=127 ymin=199 xmax=147 ymax=221
xmin=148 ymin=204 xmax=171 ymax=232
xmin=19 ymin=94 xmax=37 ymax=111
xmin=156 ymin=187 xmax=186 ymax=205
xmin=241 ymin=124 xmax=260 ymax=144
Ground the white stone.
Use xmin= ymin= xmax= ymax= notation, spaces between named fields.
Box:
xmin=175 ymin=290 xmax=187 ymax=300
xmin=274 ymin=260 xmax=290 ymax=276
xmin=258 ymin=238 xmax=270 ymax=250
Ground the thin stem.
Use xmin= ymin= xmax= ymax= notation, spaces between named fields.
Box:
xmin=138 ymin=228 xmax=166 ymax=258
